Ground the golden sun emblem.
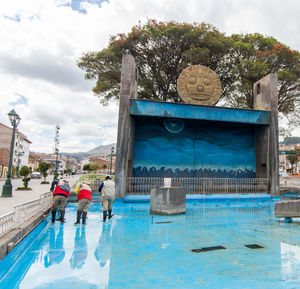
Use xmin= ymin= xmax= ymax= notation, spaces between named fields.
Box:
xmin=177 ymin=65 xmax=222 ymax=106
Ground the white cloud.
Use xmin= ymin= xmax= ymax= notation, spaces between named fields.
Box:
xmin=0 ymin=0 xmax=299 ymax=153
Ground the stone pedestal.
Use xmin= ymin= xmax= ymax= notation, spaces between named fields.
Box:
xmin=150 ymin=187 xmax=186 ymax=215
xmin=274 ymin=200 xmax=300 ymax=218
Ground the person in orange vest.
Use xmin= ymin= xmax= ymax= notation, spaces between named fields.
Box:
xmin=50 ymin=178 xmax=70 ymax=223
xmin=74 ymin=180 xmax=92 ymax=225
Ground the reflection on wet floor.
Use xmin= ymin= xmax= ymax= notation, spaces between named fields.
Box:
xmin=0 ymin=200 xmax=300 ymax=288
xmin=70 ymin=226 xmax=88 ymax=269
xmin=44 ymin=224 xmax=65 ymax=267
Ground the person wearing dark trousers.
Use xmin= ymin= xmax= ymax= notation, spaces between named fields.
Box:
xmin=98 ymin=175 xmax=115 ymax=222
xmin=74 ymin=180 xmax=92 ymax=225
xmin=50 ymin=179 xmax=70 ymax=223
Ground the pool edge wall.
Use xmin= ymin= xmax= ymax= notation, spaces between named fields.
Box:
xmin=0 ymin=208 xmax=51 ymax=262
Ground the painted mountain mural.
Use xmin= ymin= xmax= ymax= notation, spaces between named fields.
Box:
xmin=132 ymin=118 xmax=256 ymax=178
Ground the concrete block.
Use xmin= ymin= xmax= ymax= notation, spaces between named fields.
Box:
xmin=7 ymin=242 xmax=14 ymax=253
xmin=274 ymin=200 xmax=300 ymax=217
xmin=150 ymin=187 xmax=186 ymax=215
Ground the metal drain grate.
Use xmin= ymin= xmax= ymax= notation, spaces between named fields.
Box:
xmin=245 ymin=244 xmax=264 ymax=249
xmin=155 ymin=221 xmax=172 ymax=224
xmin=191 ymin=246 xmax=226 ymax=253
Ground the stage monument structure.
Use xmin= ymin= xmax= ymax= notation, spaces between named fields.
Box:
xmin=115 ymin=54 xmax=279 ymax=199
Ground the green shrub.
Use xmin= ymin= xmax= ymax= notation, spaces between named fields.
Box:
xmin=19 ymin=166 xmax=31 ymax=189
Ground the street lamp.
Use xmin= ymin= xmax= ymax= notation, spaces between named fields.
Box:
xmin=109 ymin=146 xmax=114 ymax=175
xmin=2 ymin=109 xmax=21 ymax=197
xmin=53 ymin=125 xmax=60 ymax=181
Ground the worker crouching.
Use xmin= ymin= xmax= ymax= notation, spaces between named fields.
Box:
xmin=74 ymin=180 xmax=92 ymax=225
xmin=51 ymin=179 xmax=70 ymax=223
xmin=98 ymin=175 xmax=115 ymax=222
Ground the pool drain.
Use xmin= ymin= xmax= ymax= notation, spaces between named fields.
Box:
xmin=191 ymin=246 xmax=226 ymax=253
xmin=155 ymin=221 xmax=173 ymax=224
xmin=245 ymin=244 xmax=264 ymax=249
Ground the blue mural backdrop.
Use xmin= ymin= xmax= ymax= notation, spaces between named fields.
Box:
xmin=132 ymin=118 xmax=256 ymax=178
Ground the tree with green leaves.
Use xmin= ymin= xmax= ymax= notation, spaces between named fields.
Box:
xmin=226 ymin=34 xmax=300 ymax=118
xmin=78 ymin=19 xmax=300 ymax=128
xmin=287 ymin=154 xmax=298 ymax=174
xmin=19 ymin=166 xmax=31 ymax=189
xmin=90 ymin=164 xmax=100 ymax=171
xmin=38 ymin=162 xmax=52 ymax=183
xmin=83 ymin=164 xmax=91 ymax=172
xmin=64 ymin=169 xmax=72 ymax=175
xmin=78 ymin=20 xmax=231 ymax=104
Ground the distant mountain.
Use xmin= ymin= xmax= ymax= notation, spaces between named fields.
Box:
xmin=60 ymin=143 xmax=116 ymax=161
xmin=282 ymin=137 xmax=300 ymax=145
xmin=86 ymin=143 xmax=116 ymax=156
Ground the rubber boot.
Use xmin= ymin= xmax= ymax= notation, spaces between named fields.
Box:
xmin=108 ymin=209 xmax=114 ymax=219
xmin=59 ymin=210 xmax=65 ymax=223
xmin=82 ymin=212 xmax=87 ymax=225
xmin=51 ymin=210 xmax=56 ymax=222
xmin=74 ymin=211 xmax=82 ymax=225
xmin=102 ymin=210 xmax=107 ymax=222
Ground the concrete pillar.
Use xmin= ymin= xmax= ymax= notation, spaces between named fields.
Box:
xmin=255 ymin=126 xmax=269 ymax=178
xmin=115 ymin=55 xmax=138 ymax=198
xmin=253 ymin=73 xmax=279 ymax=196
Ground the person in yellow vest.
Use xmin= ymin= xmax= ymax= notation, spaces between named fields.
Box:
xmin=74 ymin=180 xmax=92 ymax=225
xmin=98 ymin=175 xmax=115 ymax=222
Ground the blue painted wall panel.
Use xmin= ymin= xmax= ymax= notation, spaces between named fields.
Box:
xmin=132 ymin=118 xmax=256 ymax=178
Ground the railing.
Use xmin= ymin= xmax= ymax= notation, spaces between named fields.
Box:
xmin=79 ymin=174 xmax=105 ymax=191
xmin=0 ymin=192 xmax=53 ymax=237
xmin=126 ymin=177 xmax=269 ymax=195
xmin=0 ymin=212 xmax=15 ymax=237
xmin=57 ymin=173 xmax=109 ymax=191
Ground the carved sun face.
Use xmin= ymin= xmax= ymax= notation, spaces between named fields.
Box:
xmin=186 ymin=74 xmax=213 ymax=101
xmin=177 ymin=65 xmax=222 ymax=106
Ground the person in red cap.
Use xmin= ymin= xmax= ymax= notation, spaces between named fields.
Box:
xmin=74 ymin=180 xmax=92 ymax=225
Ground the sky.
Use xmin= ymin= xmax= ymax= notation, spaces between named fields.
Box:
xmin=0 ymin=0 xmax=299 ymax=153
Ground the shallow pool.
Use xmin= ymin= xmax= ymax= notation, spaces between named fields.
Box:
xmin=1 ymin=197 xmax=300 ymax=288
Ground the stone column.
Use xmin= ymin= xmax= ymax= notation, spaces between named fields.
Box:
xmin=253 ymin=73 xmax=279 ymax=196
xmin=115 ymin=54 xmax=138 ymax=198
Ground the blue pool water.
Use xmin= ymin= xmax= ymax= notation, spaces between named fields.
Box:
xmin=1 ymin=196 xmax=300 ymax=288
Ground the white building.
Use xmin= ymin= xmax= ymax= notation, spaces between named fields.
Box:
xmin=0 ymin=123 xmax=31 ymax=177
xmin=13 ymin=131 xmax=31 ymax=170
xmin=80 ymin=158 xmax=90 ymax=171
